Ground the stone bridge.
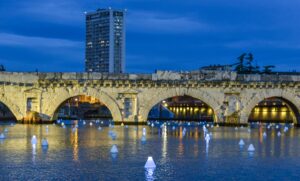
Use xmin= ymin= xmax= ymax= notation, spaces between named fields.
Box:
xmin=1 ymin=70 xmax=300 ymax=124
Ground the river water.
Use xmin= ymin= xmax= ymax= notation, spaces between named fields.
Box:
xmin=0 ymin=121 xmax=300 ymax=180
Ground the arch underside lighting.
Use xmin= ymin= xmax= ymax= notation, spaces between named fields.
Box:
xmin=148 ymin=96 xmax=215 ymax=122
xmin=53 ymin=95 xmax=113 ymax=120
xmin=248 ymin=97 xmax=299 ymax=123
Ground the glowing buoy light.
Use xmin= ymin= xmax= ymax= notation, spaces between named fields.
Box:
xmin=263 ymin=132 xmax=267 ymax=137
xmin=248 ymin=144 xmax=255 ymax=152
xmin=277 ymin=132 xmax=281 ymax=137
xmin=110 ymin=145 xmax=118 ymax=154
xmin=0 ymin=133 xmax=5 ymax=139
xmin=239 ymin=139 xmax=245 ymax=146
xmin=41 ymin=138 xmax=48 ymax=147
xmin=144 ymin=156 xmax=156 ymax=169
xmin=31 ymin=135 xmax=37 ymax=145
xmin=141 ymin=135 xmax=147 ymax=142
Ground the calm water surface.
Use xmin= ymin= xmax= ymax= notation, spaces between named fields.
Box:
xmin=0 ymin=121 xmax=300 ymax=180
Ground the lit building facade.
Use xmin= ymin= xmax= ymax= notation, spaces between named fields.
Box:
xmin=85 ymin=8 xmax=125 ymax=73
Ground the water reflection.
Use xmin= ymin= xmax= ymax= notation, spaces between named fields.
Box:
xmin=1 ymin=121 xmax=300 ymax=180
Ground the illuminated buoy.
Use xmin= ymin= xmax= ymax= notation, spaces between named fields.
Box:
xmin=247 ymin=144 xmax=255 ymax=152
xmin=98 ymin=126 xmax=102 ymax=131
xmin=110 ymin=145 xmax=118 ymax=153
xmin=46 ymin=125 xmax=49 ymax=132
xmin=263 ymin=132 xmax=267 ymax=137
xmin=239 ymin=139 xmax=245 ymax=146
xmin=72 ymin=127 xmax=76 ymax=132
xmin=151 ymin=123 xmax=154 ymax=127
xmin=182 ymin=128 xmax=186 ymax=137
xmin=277 ymin=132 xmax=281 ymax=137
xmin=89 ymin=122 xmax=93 ymax=126
xmin=0 ymin=133 xmax=5 ymax=139
xmin=101 ymin=121 xmax=104 ymax=124
xmin=31 ymin=135 xmax=37 ymax=145
xmin=172 ymin=126 xmax=176 ymax=130
xmin=61 ymin=122 xmax=65 ymax=126
xmin=211 ymin=124 xmax=214 ymax=128
xmin=141 ymin=135 xmax=147 ymax=142
xmin=144 ymin=156 xmax=156 ymax=169
xmin=205 ymin=133 xmax=210 ymax=144
xmin=284 ymin=127 xmax=288 ymax=132
xmin=143 ymin=127 xmax=147 ymax=136
xmin=187 ymin=122 xmax=191 ymax=126
xmin=203 ymin=126 xmax=207 ymax=133
xmin=125 ymin=125 xmax=128 ymax=128
xmin=83 ymin=121 xmax=86 ymax=125
xmin=41 ymin=138 xmax=48 ymax=147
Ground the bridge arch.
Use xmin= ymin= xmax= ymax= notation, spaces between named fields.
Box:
xmin=241 ymin=90 xmax=300 ymax=123
xmin=139 ymin=88 xmax=222 ymax=122
xmin=0 ymin=96 xmax=23 ymax=120
xmin=45 ymin=88 xmax=122 ymax=121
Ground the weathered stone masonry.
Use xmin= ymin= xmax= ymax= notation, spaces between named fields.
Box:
xmin=1 ymin=70 xmax=300 ymax=124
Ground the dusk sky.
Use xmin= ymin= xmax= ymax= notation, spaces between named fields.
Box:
xmin=0 ymin=0 xmax=300 ymax=73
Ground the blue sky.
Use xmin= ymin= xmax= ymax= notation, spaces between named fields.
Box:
xmin=0 ymin=0 xmax=300 ymax=73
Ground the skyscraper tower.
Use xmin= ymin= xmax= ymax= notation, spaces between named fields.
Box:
xmin=85 ymin=8 xmax=125 ymax=73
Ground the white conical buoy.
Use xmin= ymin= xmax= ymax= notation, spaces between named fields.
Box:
xmin=247 ymin=144 xmax=255 ymax=152
xmin=203 ymin=125 xmax=207 ymax=133
xmin=239 ymin=139 xmax=245 ymax=146
xmin=121 ymin=123 xmax=124 ymax=127
xmin=263 ymin=132 xmax=267 ymax=137
xmin=151 ymin=123 xmax=154 ymax=127
xmin=31 ymin=135 xmax=37 ymax=145
xmin=235 ymin=127 xmax=238 ymax=130
xmin=98 ymin=126 xmax=102 ymax=131
xmin=0 ymin=133 xmax=5 ymax=139
xmin=144 ymin=156 xmax=156 ymax=169
xmin=216 ymin=124 xmax=219 ymax=127
xmin=110 ymin=145 xmax=118 ymax=153
xmin=205 ymin=134 xmax=210 ymax=144
xmin=41 ymin=138 xmax=48 ymax=147
xmin=141 ymin=135 xmax=147 ymax=142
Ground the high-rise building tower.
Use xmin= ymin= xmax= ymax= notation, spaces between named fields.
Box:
xmin=85 ymin=8 xmax=125 ymax=73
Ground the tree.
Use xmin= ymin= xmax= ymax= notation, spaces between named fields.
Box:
xmin=234 ymin=53 xmax=247 ymax=73
xmin=263 ymin=65 xmax=275 ymax=74
xmin=0 ymin=65 xmax=5 ymax=71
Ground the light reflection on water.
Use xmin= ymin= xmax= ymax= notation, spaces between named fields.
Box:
xmin=1 ymin=121 xmax=300 ymax=180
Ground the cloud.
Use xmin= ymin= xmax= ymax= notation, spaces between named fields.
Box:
xmin=224 ymin=39 xmax=300 ymax=50
xmin=127 ymin=11 xmax=212 ymax=34
xmin=0 ymin=33 xmax=83 ymax=48
xmin=18 ymin=1 xmax=83 ymax=23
